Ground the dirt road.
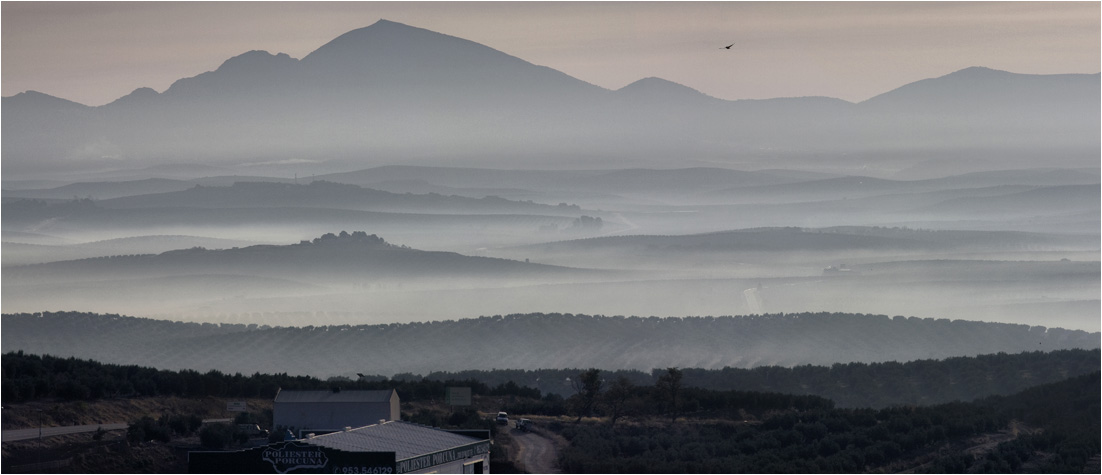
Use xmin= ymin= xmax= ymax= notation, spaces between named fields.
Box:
xmin=508 ymin=426 xmax=559 ymax=474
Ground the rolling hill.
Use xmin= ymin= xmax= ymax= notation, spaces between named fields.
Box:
xmin=2 ymin=311 xmax=1097 ymax=378
xmin=499 ymin=226 xmax=1099 ymax=260
xmin=2 ymin=231 xmax=591 ymax=285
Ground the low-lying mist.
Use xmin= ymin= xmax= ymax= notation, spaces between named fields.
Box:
xmin=2 ymin=166 xmax=1098 ymax=334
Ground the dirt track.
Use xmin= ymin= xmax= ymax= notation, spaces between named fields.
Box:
xmin=508 ymin=425 xmax=559 ymax=474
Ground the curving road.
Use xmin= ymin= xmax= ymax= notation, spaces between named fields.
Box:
xmin=509 ymin=426 xmax=559 ymax=474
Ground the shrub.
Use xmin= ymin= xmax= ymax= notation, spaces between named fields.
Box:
xmin=127 ymin=416 xmax=171 ymax=443
xmin=199 ymin=423 xmax=236 ymax=450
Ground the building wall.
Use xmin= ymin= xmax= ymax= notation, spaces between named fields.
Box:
xmin=274 ymin=401 xmax=398 ymax=433
xmin=409 ymin=455 xmax=488 ymax=474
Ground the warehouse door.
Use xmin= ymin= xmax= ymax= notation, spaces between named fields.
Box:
xmin=463 ymin=459 xmax=484 ymax=474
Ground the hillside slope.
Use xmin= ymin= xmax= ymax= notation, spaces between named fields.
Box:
xmin=3 ymin=311 xmax=1096 ymax=378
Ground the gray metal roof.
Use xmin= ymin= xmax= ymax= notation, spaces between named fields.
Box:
xmin=274 ymin=389 xmax=397 ymax=404
xmin=302 ymin=421 xmax=485 ymax=460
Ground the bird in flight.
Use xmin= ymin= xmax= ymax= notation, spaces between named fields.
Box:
xmin=720 ymin=43 xmax=734 ymax=49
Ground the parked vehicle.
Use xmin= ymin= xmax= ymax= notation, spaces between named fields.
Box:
xmin=515 ymin=418 xmax=532 ymax=432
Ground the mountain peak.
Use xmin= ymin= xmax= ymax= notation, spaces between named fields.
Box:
xmin=301 ymin=19 xmax=461 ymax=65
xmin=617 ymin=77 xmax=717 ymax=103
xmin=160 ymin=50 xmax=299 ymax=98
xmin=216 ymin=50 xmax=297 ymax=73
xmin=949 ymin=66 xmax=1003 ymax=75
xmin=859 ymin=65 xmax=1100 ymax=119
xmin=621 ymin=77 xmax=692 ymax=90
xmin=937 ymin=66 xmax=1017 ymax=82
xmin=296 ymin=19 xmax=592 ymax=95
xmin=3 ymin=90 xmax=90 ymax=109
xmin=369 ymin=18 xmax=410 ymax=28
xmin=105 ymin=87 xmax=160 ymax=107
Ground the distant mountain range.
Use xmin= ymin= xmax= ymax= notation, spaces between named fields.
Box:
xmin=3 ymin=20 xmax=1098 ymax=178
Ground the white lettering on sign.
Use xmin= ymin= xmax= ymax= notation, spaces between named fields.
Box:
xmin=396 ymin=442 xmax=490 ymax=473
xmin=261 ymin=442 xmax=329 ymax=473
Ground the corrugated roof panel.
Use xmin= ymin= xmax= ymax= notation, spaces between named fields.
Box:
xmin=304 ymin=421 xmax=484 ymax=460
xmin=274 ymin=389 xmax=396 ymax=404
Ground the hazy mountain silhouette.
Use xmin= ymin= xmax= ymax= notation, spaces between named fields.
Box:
xmin=913 ymin=184 xmax=1101 ymax=217
xmin=705 ymin=168 xmax=1101 ymax=203
xmin=315 ymin=166 xmax=820 ymax=198
xmin=299 ymin=20 xmax=605 ymax=100
xmin=616 ymin=77 xmax=724 ymax=107
xmin=862 ymin=66 xmax=1098 ymax=116
xmin=857 ymin=67 xmax=1100 ymax=154
xmin=1 ymin=234 xmax=258 ymax=266
xmin=3 ymin=232 xmax=592 ymax=286
xmin=4 ymin=178 xmax=195 ymax=200
xmin=504 ymin=226 xmax=1097 ymax=257
xmin=91 ymin=180 xmax=585 ymax=215
xmin=8 ymin=165 xmax=1092 ymax=204
xmin=3 ymin=20 xmax=1098 ymax=177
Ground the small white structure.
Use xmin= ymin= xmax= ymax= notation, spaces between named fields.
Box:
xmin=273 ymin=388 xmax=400 ymax=435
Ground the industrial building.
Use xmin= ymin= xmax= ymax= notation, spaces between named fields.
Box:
xmin=189 ymin=420 xmax=490 ymax=474
xmin=273 ymin=388 xmax=400 ymax=436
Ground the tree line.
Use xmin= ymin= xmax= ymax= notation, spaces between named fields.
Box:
xmin=1 ymin=352 xmax=831 ymax=421
xmin=424 ymin=348 xmax=1099 ymax=408
xmin=4 ymin=311 xmax=1097 ymax=380
xmin=4 ymin=348 xmax=1097 ymax=411
xmin=552 ymin=372 xmax=1100 ymax=473
xmin=499 ymin=367 xmax=834 ymax=424
xmin=0 ymin=351 xmax=538 ymax=405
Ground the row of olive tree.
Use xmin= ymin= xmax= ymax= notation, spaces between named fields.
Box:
xmin=562 ymin=367 xmax=830 ymax=427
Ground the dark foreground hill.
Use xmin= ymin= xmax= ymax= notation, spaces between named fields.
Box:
xmin=3 ymin=312 xmax=1096 ymax=379
xmin=418 ymin=349 xmax=1101 ymax=409
xmin=4 ymin=346 xmax=1096 ymax=411
xmin=3 ymin=351 xmax=1097 ymax=473
xmin=553 ymin=372 xmax=1101 ymax=473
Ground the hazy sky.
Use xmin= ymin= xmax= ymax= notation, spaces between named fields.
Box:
xmin=2 ymin=2 xmax=1099 ymax=106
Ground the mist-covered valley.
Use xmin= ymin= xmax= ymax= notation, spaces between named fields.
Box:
xmin=3 ymin=19 xmax=1099 ymax=374
xmin=5 ymin=10 xmax=1102 ymax=475
xmin=3 ymin=164 xmax=1098 ymax=334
